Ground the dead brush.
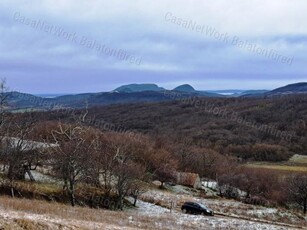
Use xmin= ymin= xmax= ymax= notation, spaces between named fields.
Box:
xmin=0 ymin=196 xmax=200 ymax=230
xmin=140 ymin=195 xmax=155 ymax=204
xmin=14 ymin=218 xmax=47 ymax=230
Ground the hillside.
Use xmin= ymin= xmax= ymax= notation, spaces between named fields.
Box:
xmin=0 ymin=183 xmax=305 ymax=229
xmin=266 ymin=82 xmax=307 ymax=96
xmin=5 ymin=91 xmax=219 ymax=110
xmin=30 ymin=94 xmax=307 ymax=162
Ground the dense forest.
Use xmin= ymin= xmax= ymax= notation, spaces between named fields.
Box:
xmin=30 ymin=93 xmax=307 ymax=162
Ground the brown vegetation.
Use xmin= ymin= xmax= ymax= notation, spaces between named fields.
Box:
xmin=1 ymin=80 xmax=307 ymax=215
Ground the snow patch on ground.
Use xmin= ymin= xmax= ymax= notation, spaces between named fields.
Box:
xmin=128 ymin=197 xmax=169 ymax=215
xmin=129 ymin=198 xmax=290 ymax=230
xmin=139 ymin=188 xmax=306 ymax=228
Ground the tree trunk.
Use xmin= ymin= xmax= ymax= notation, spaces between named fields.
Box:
xmin=26 ymin=169 xmax=35 ymax=182
xmin=119 ymin=195 xmax=124 ymax=210
xmin=10 ymin=186 xmax=14 ymax=198
xmin=89 ymin=195 xmax=94 ymax=208
xmin=159 ymin=181 xmax=164 ymax=189
xmin=69 ymin=182 xmax=75 ymax=207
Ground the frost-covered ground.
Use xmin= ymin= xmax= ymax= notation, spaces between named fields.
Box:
xmin=0 ymin=171 xmax=305 ymax=229
xmin=129 ymin=198 xmax=295 ymax=230
xmin=0 ymin=209 xmax=126 ymax=230
xmin=0 ymin=193 xmax=305 ymax=230
xmin=139 ymin=187 xmax=307 ymax=229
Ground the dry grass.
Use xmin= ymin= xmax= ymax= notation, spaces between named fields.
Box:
xmin=13 ymin=181 xmax=61 ymax=194
xmin=245 ymin=163 xmax=307 ymax=173
xmin=14 ymin=219 xmax=48 ymax=230
xmin=0 ymin=194 xmax=306 ymax=229
xmin=0 ymin=196 xmax=124 ymax=224
xmin=0 ymin=196 xmax=200 ymax=230
xmin=0 ymin=216 xmax=56 ymax=230
xmin=289 ymin=154 xmax=307 ymax=164
xmin=0 ymin=180 xmax=305 ymax=229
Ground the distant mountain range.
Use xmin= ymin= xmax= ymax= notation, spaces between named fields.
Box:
xmin=4 ymin=82 xmax=307 ymax=111
xmin=113 ymin=83 xmax=270 ymax=97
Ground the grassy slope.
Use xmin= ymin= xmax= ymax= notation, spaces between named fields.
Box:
xmin=245 ymin=163 xmax=307 ymax=172
xmin=245 ymin=154 xmax=307 ymax=173
xmin=289 ymin=154 xmax=307 ymax=164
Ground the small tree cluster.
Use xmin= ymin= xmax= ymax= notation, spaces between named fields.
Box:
xmin=46 ymin=122 xmax=177 ymax=209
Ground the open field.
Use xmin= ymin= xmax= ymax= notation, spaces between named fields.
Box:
xmin=245 ymin=155 xmax=307 ymax=173
xmin=289 ymin=154 xmax=307 ymax=164
xmin=245 ymin=163 xmax=307 ymax=173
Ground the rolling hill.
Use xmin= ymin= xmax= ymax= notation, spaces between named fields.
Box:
xmin=266 ymin=82 xmax=307 ymax=96
xmin=4 ymin=82 xmax=307 ymax=110
xmin=173 ymin=84 xmax=196 ymax=92
xmin=113 ymin=83 xmax=165 ymax=93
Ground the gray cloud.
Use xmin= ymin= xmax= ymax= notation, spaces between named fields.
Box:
xmin=0 ymin=0 xmax=306 ymax=93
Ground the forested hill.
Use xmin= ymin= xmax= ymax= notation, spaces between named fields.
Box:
xmin=33 ymin=94 xmax=307 ymax=162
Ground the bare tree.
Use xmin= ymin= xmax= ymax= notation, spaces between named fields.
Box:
xmin=50 ymin=122 xmax=93 ymax=206
xmin=0 ymin=113 xmax=43 ymax=197
xmin=90 ymin=133 xmax=116 ymax=201
xmin=89 ymin=132 xmax=149 ymax=210
xmin=287 ymin=174 xmax=307 ymax=214
xmin=175 ymin=146 xmax=223 ymax=179
xmin=0 ymin=78 xmax=8 ymax=130
xmin=151 ymin=148 xmax=177 ymax=189
xmin=128 ymin=180 xmax=147 ymax=207
xmin=114 ymin=159 xmax=144 ymax=210
xmin=0 ymin=78 xmax=9 ymax=156
xmin=105 ymin=133 xmax=146 ymax=210
xmin=0 ymin=78 xmax=8 ymax=172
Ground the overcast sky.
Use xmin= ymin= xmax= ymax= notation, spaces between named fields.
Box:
xmin=1 ymin=0 xmax=307 ymax=93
